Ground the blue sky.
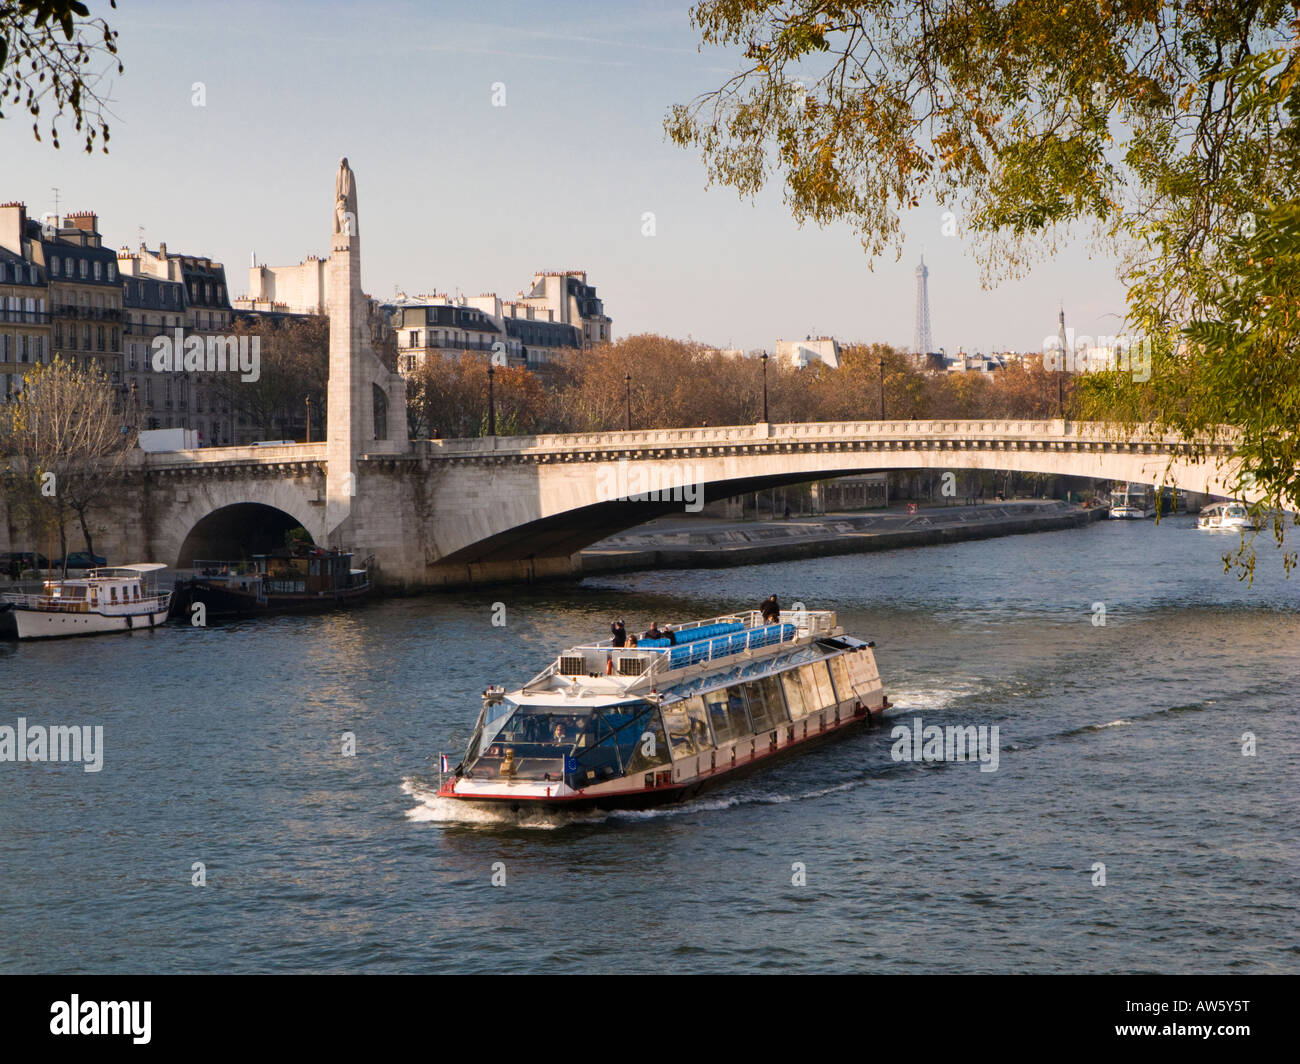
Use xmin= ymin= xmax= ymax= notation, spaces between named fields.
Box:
xmin=4 ymin=0 xmax=1130 ymax=353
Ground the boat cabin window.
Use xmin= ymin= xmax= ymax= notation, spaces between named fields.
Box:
xmin=662 ymin=696 xmax=714 ymax=757
xmin=466 ymin=700 xmax=666 ymax=784
xmin=781 ymin=670 xmax=810 ymax=720
xmin=703 ymin=687 xmax=750 ymax=744
xmin=110 ymin=586 xmax=118 ymax=604
xmin=743 ymin=675 xmax=789 ymax=732
xmin=827 ymin=655 xmax=854 ymax=703
xmin=797 ymin=662 xmax=837 ymax=715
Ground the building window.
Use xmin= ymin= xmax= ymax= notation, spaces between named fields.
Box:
xmin=372 ymin=384 xmax=388 ymax=441
xmin=409 ymin=330 xmax=420 ymax=347
xmin=79 ymin=259 xmax=88 ymax=279
xmin=48 ymin=257 xmax=57 ymax=277
xmin=93 ymin=261 xmax=102 ymax=281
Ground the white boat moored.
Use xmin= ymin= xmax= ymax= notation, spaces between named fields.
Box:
xmin=0 ymin=563 xmax=171 ymax=640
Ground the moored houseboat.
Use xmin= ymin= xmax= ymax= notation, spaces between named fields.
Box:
xmin=438 ymin=608 xmax=890 ymax=814
xmin=169 ymin=545 xmax=371 ymax=620
xmin=0 ymin=564 xmax=171 ymax=640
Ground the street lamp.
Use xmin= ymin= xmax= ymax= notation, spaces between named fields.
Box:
xmin=305 ymin=394 xmax=312 ymax=443
xmin=878 ymin=356 xmax=886 ymax=420
xmin=486 ymin=362 xmax=497 ymax=437
xmin=624 ymin=372 xmax=632 ymax=430
xmin=760 ymin=351 xmax=769 ymax=422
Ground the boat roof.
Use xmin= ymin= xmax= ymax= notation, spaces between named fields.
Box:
xmin=510 ymin=609 xmax=859 ymax=706
xmin=88 ymin=563 xmax=166 ymax=575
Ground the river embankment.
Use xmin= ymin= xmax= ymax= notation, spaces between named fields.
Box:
xmin=582 ymin=499 xmax=1107 ymax=574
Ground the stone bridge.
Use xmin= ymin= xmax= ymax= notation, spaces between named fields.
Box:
xmin=0 ymin=163 xmax=1256 ymax=590
xmin=51 ymin=417 xmax=1244 ymax=590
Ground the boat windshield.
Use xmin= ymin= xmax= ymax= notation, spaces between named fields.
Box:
xmin=465 ymin=700 xmax=668 ymax=785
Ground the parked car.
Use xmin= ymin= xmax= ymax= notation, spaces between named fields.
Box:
xmin=1 ymin=551 xmax=50 ymax=578
xmin=53 ymin=551 xmax=108 ymax=570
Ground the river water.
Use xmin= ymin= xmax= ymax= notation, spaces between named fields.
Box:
xmin=1 ymin=516 xmax=1297 ymax=974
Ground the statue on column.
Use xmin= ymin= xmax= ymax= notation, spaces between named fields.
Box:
xmin=334 ymin=157 xmax=358 ymax=239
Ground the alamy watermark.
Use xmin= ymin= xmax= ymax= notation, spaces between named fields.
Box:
xmin=890 ymin=716 xmax=1000 ymax=772
xmin=596 ymin=456 xmax=703 ymax=513
xmin=0 ymin=717 xmax=103 ymax=772
xmin=151 ymin=328 xmax=260 ymax=382
xmin=1042 ymin=329 xmax=1150 ymax=383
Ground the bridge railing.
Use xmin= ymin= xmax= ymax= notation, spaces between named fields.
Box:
xmin=421 ymin=419 xmax=1236 ymax=456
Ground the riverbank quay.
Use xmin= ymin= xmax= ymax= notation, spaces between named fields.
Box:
xmin=581 ymin=499 xmax=1107 ymax=574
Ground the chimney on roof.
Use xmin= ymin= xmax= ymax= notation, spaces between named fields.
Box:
xmin=65 ymin=211 xmax=98 ymax=234
xmin=0 ymin=202 xmax=27 ymax=254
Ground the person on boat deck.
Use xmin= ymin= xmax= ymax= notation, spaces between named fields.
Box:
xmin=643 ymin=622 xmax=664 ymax=642
xmin=761 ymin=595 xmax=781 ymax=624
xmin=661 ymin=623 xmax=677 ymax=645
xmin=610 ymin=619 xmax=627 ymax=647
xmin=499 ymin=748 xmax=518 ymax=778
xmin=627 ymin=634 xmax=638 ymax=648
xmin=552 ymin=722 xmax=568 ymax=743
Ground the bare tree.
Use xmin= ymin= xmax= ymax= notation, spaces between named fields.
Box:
xmin=2 ymin=357 xmax=134 ymax=571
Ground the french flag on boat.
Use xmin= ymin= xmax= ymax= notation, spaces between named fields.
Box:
xmin=440 ymin=753 xmax=453 ymax=773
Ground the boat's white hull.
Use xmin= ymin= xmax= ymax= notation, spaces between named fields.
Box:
xmin=1109 ymin=507 xmax=1152 ymax=519
xmin=1197 ymin=518 xmax=1256 ymax=531
xmin=1 ymin=605 xmax=169 ymax=640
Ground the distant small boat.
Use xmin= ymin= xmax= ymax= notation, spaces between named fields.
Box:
xmin=1109 ymin=483 xmax=1154 ymax=519
xmin=0 ymin=564 xmax=171 ymax=640
xmin=1197 ymin=501 xmax=1257 ymax=531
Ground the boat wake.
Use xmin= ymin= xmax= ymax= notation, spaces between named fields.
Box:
xmin=883 ymin=680 xmax=982 ymax=714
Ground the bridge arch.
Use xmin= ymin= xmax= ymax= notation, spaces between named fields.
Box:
xmin=175 ymin=502 xmax=316 ymax=566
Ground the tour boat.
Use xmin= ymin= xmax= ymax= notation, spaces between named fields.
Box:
xmin=169 ymin=545 xmax=370 ymax=620
xmin=1197 ymin=501 xmax=1257 ymax=531
xmin=0 ymin=564 xmax=171 ymax=640
xmin=438 ymin=608 xmax=890 ymax=813
xmin=1109 ymin=483 xmax=1154 ymax=519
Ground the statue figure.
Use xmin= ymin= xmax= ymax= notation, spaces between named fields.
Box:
xmin=334 ymin=157 xmax=358 ymax=237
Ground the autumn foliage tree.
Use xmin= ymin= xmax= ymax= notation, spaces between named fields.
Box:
xmin=665 ymin=1 xmax=1300 ymax=568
